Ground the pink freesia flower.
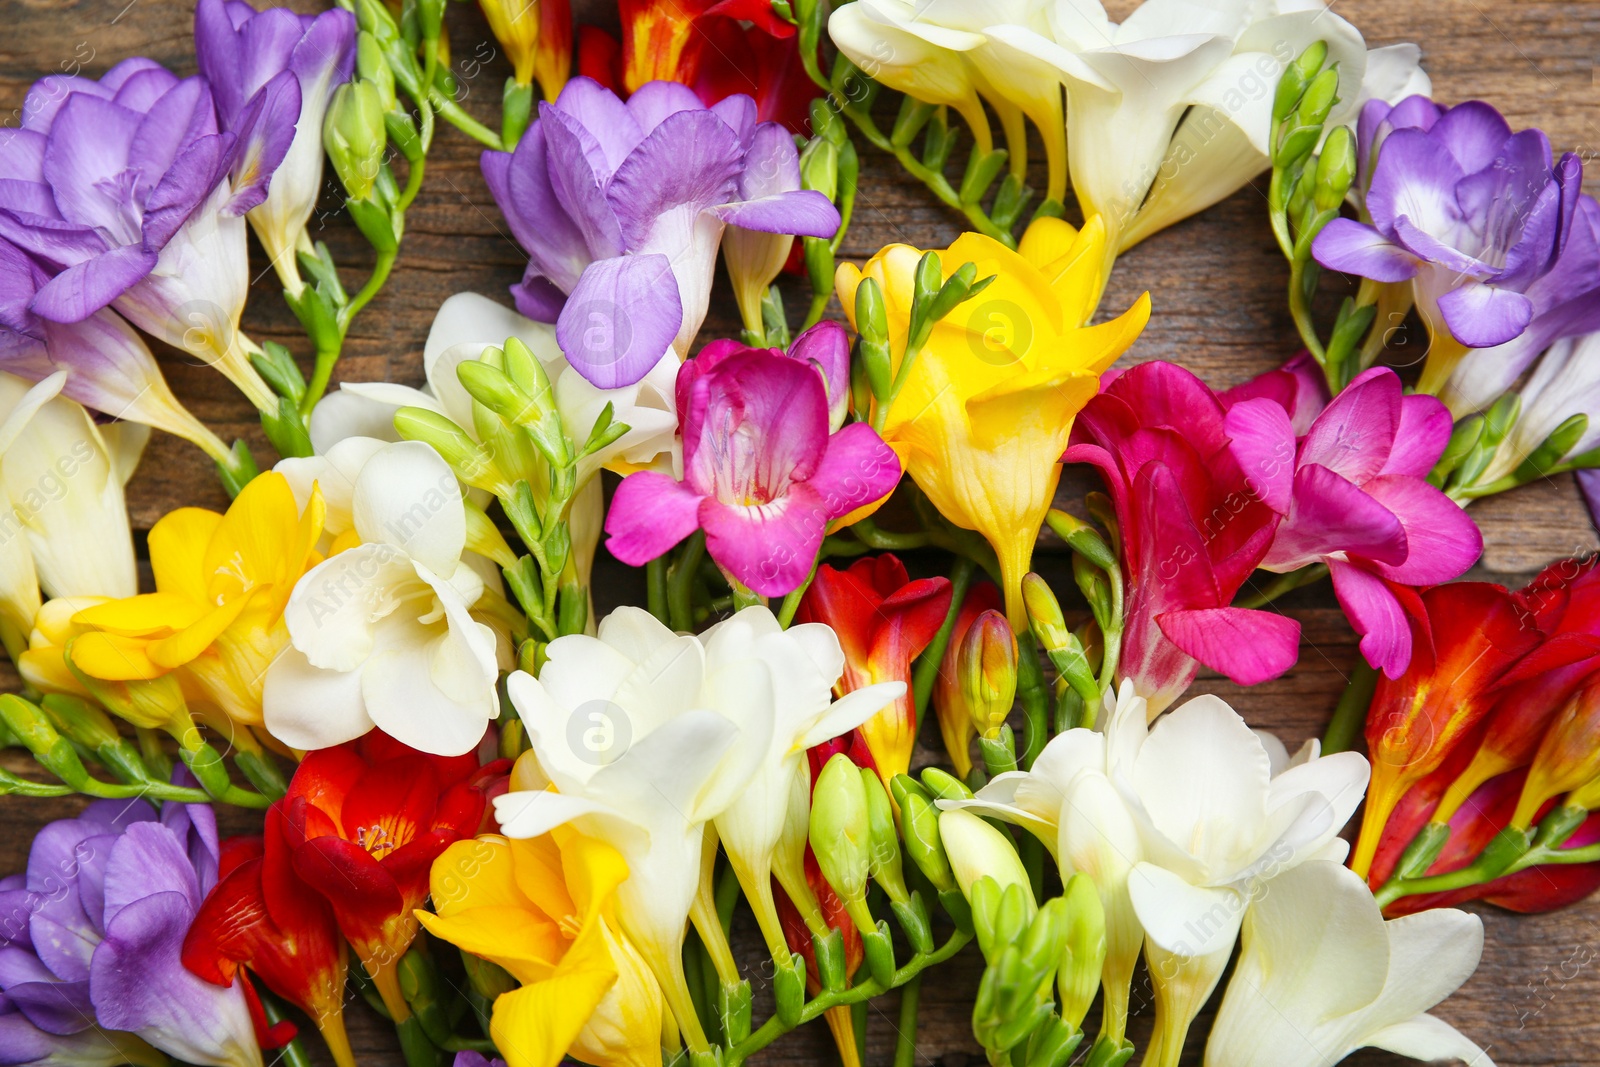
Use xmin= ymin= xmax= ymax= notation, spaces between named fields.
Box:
xmin=1066 ymin=361 xmax=1300 ymax=717
xmin=606 ymin=327 xmax=900 ymax=596
xmin=1226 ymin=366 xmax=1483 ymax=678
xmin=1218 ymin=350 xmax=1329 ymax=434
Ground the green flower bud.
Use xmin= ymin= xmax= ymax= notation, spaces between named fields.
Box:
xmin=356 ymin=33 xmax=396 ymax=112
xmin=1057 ymin=874 xmax=1107 ymax=1030
xmin=64 ymin=653 xmax=189 ymax=735
xmin=959 ymin=609 xmax=1018 ymax=739
xmin=920 ymin=766 xmax=974 ymax=803
xmin=458 ymin=359 xmax=539 ymax=426
xmin=855 ymin=276 xmax=893 ymax=402
xmin=393 ymin=406 xmax=509 ymax=495
xmin=1289 ymin=41 xmax=1330 ymax=89
xmin=810 ymin=753 xmax=870 ymax=905
xmin=1044 ymin=509 xmax=1118 ymax=572
xmin=799 ymin=136 xmax=839 ymax=201
xmin=1296 ymin=66 xmax=1341 ymax=129
xmin=940 ymin=809 xmax=1033 ymax=912
xmin=861 ymin=768 xmax=909 ymax=905
xmin=324 ymin=81 xmax=386 ymax=202
xmin=1022 ymin=573 xmax=1070 ymax=652
xmin=1514 ymin=412 xmax=1589 ymax=483
xmin=1314 ymin=125 xmax=1357 ymax=213
xmin=900 ymin=792 xmax=955 ymax=893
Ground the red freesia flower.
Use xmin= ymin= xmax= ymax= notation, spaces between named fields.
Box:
xmin=1065 ymin=361 xmax=1297 ymax=716
xmin=931 ymin=581 xmax=1003 ymax=778
xmin=795 ymin=555 xmax=951 ymax=783
xmin=183 ymin=807 xmax=353 ymax=1067
xmin=1350 ymin=581 xmax=1546 ymax=878
xmin=278 ymin=731 xmax=507 ymax=1018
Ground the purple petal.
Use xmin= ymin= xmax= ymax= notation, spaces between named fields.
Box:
xmin=126 ymin=79 xmax=215 ymax=203
xmin=0 ymin=1006 xmax=121 ymax=1064
xmin=1390 ymin=215 xmax=1490 ymax=279
xmin=1154 ymin=606 xmax=1301 ymax=686
xmin=604 ymin=472 xmax=705 ymax=566
xmin=738 ymin=122 xmax=801 ymax=200
xmin=624 ymin=80 xmax=706 ymax=138
xmin=1299 ymin=367 xmax=1402 ymax=483
xmin=1580 ymin=469 xmax=1600 ymax=535
xmin=554 ymin=76 xmax=645 ymax=172
xmin=101 ymin=824 xmax=199 ymax=931
xmin=139 ymin=131 xmax=233 ymax=250
xmin=483 ymin=129 xmax=591 ymax=293
xmin=1367 ymin=128 xmax=1465 ymax=238
xmin=1265 ymin=464 xmax=1408 ymax=570
xmin=160 ymin=799 xmax=219 ymax=899
xmin=510 ymin=271 xmax=569 ymax=323
xmin=1328 ymin=559 xmax=1412 ymax=679
xmin=290 ymin=9 xmax=358 ymax=96
xmin=711 ymin=96 xmax=758 ymax=149
xmin=40 ymin=96 xmax=140 ymax=235
xmin=805 ymin=423 xmax=901 ymax=520
xmin=28 ymin=244 xmax=158 ymax=324
xmin=1438 ymin=281 xmax=1535 ymax=348
xmin=0 ymin=130 xmax=47 ymax=182
xmin=712 ymin=189 xmax=839 ymax=239
xmin=1312 ymin=219 xmax=1417 ymax=282
xmin=1362 ymin=475 xmax=1482 ymax=584
xmin=1224 ymin=397 xmax=1296 ymax=514
xmin=1380 ymin=393 xmax=1453 ymax=477
xmin=90 ymin=892 xmax=256 ymax=1064
xmin=0 ymin=211 xmax=107 ymax=269
xmin=1 ymin=959 xmax=94 ymax=1037
xmin=607 ymin=110 xmax=743 ymax=253
xmin=700 ymin=483 xmax=828 ymax=598
xmin=556 ymin=254 xmax=682 ymax=389
xmin=222 ymin=71 xmax=300 ymax=216
xmin=539 ymin=105 xmax=625 ymax=260
xmin=788 ymin=320 xmax=850 ymax=428
xmin=1432 ymin=100 xmax=1513 ymax=175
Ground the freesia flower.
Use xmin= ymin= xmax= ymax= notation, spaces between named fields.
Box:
xmin=838 ymin=217 xmax=1149 ymax=626
xmin=480 ymin=76 xmax=839 ymax=388
xmin=948 ymin=683 xmax=1368 ymax=1057
xmin=1314 ymin=99 xmax=1588 ymax=398
xmin=278 ymin=731 xmax=500 ymax=1020
xmin=793 ymin=554 xmax=951 ymax=783
xmin=903 ymin=0 xmax=1427 ymax=286
xmin=183 ymin=805 xmax=353 ymax=1067
xmin=829 ymin=0 xmax=1067 ymax=202
xmin=0 ymin=791 xmax=262 ymax=1067
xmin=1204 ymin=862 xmax=1490 ymax=1067
xmin=1227 ymin=366 xmax=1483 ymax=678
xmin=0 ymin=372 xmax=144 ymax=601
xmin=689 ymin=15 xmax=815 ymax=135
xmin=1065 ymin=360 xmax=1295 ymax=715
xmin=931 ymin=581 xmax=1002 ymax=779
xmin=421 ymin=829 xmax=665 ymax=1067
xmin=1218 ymin=350 xmax=1328 ymax=434
xmin=493 ymin=606 xmax=832 ymax=1054
xmin=0 ymin=235 xmax=232 ymax=462
xmin=703 ymin=608 xmax=902 ymax=961
xmin=478 ymin=0 xmax=571 ymax=98
xmin=58 ymin=470 xmax=324 ymax=735
xmin=611 ymin=0 xmax=794 ymax=93
xmin=194 ymin=0 xmax=357 ymax=292
xmin=605 ymin=346 xmax=901 ymax=597
xmin=0 ymin=59 xmax=279 ymax=412
xmin=265 ymin=441 xmax=502 ymax=756
xmin=1350 ymin=581 xmax=1546 ymax=879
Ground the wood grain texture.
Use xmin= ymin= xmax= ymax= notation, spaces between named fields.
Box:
xmin=3 ymin=0 xmax=1600 ymax=1063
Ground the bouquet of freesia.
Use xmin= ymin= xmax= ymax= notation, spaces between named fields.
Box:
xmin=2 ymin=1 xmax=1596 ymax=1066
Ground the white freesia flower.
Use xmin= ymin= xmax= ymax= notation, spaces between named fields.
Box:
xmin=492 ymin=606 xmax=764 ymax=1054
xmin=702 ymin=609 xmax=902 ymax=960
xmin=829 ymin=0 xmax=1068 ymax=201
xmin=1205 ymin=861 xmax=1492 ymax=1067
xmin=1478 ymin=333 xmax=1600 ymax=485
xmin=0 ymin=371 xmax=144 ymax=611
xmin=264 ymin=440 xmax=500 ymax=755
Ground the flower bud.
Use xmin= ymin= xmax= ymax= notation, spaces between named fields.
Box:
xmin=392 ymin=406 xmax=510 ymax=496
xmin=1044 ymin=509 xmax=1117 ymax=571
xmin=1313 ymin=125 xmax=1357 ymax=213
xmin=458 ymin=357 xmax=540 ymax=426
xmin=811 ymin=753 xmax=871 ymax=906
xmin=853 ymin=276 xmax=892 ymax=402
xmin=479 ymin=0 xmax=540 ymax=86
xmin=861 ymin=768 xmax=909 ymax=905
xmin=324 ymin=80 xmax=387 ymax=201
xmin=800 ymin=136 xmax=839 ymax=202
xmin=1022 ymin=573 xmax=1069 ymax=651
xmin=1295 ymin=66 xmax=1341 ymax=128
xmin=1057 ymin=873 xmax=1107 ymax=1030
xmin=900 ymin=792 xmax=955 ymax=894
xmin=1513 ymin=413 xmax=1588 ymax=484
xmin=939 ymin=809 xmax=1032 ymax=908
xmin=356 ymin=34 xmax=396 ymax=112
xmin=960 ymin=609 xmax=1018 ymax=739
xmin=920 ymin=766 xmax=974 ymax=803
xmin=1514 ymin=674 xmax=1600 ymax=829
xmin=63 ymin=648 xmax=189 ymax=735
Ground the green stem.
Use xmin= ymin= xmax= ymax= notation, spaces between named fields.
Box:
xmin=849 ymin=517 xmax=930 ymax=552
xmin=1016 ymin=631 xmax=1050 ymax=770
xmin=912 ymin=558 xmax=976 ymax=715
xmin=776 ymin=564 xmax=819 ymax=628
xmin=647 ymin=556 xmax=670 ymax=624
xmin=892 ymin=975 xmax=922 ymax=1067
xmin=668 ymin=533 xmax=707 ymax=633
xmin=1322 ymin=660 xmax=1378 ymax=755
xmin=1233 ymin=563 xmax=1329 ymax=609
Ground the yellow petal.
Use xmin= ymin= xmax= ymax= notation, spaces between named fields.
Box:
xmin=417 ymin=907 xmax=566 ymax=983
xmin=73 ymin=593 xmax=206 ymax=637
xmin=205 ymin=472 xmax=304 ymax=600
xmin=489 ymin=966 xmax=618 ymax=1067
xmin=149 ymin=508 xmax=223 ymax=602
xmin=147 ymin=592 xmax=254 ymax=670
xmin=512 ymin=834 xmax=577 ymax=925
xmin=67 ymin=631 xmax=164 ymax=680
xmin=31 ymin=596 xmax=106 ymax=645
xmin=558 ymin=833 xmax=630 ymax=923
xmin=431 ymin=836 xmax=527 ymax=916
xmin=1016 ymin=215 xmax=1079 ymax=271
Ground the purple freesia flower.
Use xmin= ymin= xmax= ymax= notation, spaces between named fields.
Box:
xmin=606 ymin=334 xmax=900 ymax=596
xmin=0 ymin=58 xmax=277 ymax=412
xmin=1227 ymin=367 xmax=1484 ymax=678
xmin=0 ymin=235 xmax=230 ymax=462
xmin=0 ymin=794 xmax=261 ymax=1067
xmin=1315 ymin=98 xmax=1584 ymax=357
xmin=481 ymin=76 xmax=841 ymax=389
xmin=195 ymin=0 xmax=356 ymax=291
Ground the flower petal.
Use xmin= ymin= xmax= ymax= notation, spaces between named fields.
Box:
xmin=1328 ymin=559 xmax=1413 ymax=679
xmin=351 ymin=440 xmax=466 ymax=574
xmin=1154 ymin=607 xmax=1301 ymax=687
xmin=1223 ymin=396 xmax=1296 ymax=513
xmin=805 ymin=423 xmax=902 ymax=522
xmin=557 ymin=254 xmax=681 ymax=389
xmin=1126 ymin=863 xmax=1242 ymax=957
xmin=1312 ymin=219 xmax=1418 ymax=282
xmin=1437 ymin=281 xmax=1534 ymax=348
xmin=1360 ymin=475 xmax=1482 ymax=584
xmin=604 ymin=472 xmax=704 ymax=566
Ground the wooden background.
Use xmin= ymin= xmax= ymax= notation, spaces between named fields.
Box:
xmin=3 ymin=0 xmax=1600 ymax=1063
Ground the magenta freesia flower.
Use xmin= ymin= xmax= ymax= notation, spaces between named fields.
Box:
xmin=606 ymin=327 xmax=900 ymax=596
xmin=0 ymin=790 xmax=262 ymax=1067
xmin=1227 ymin=367 xmax=1484 ymax=678
xmin=481 ymin=76 xmax=840 ymax=389
xmin=1218 ymin=350 xmax=1329 ymax=435
xmin=1066 ymin=361 xmax=1300 ymax=717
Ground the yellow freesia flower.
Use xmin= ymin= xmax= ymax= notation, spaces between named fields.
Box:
xmin=836 ymin=217 xmax=1150 ymax=625
xmin=420 ymin=830 xmax=664 ymax=1067
xmin=62 ymin=472 xmax=324 ymax=731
